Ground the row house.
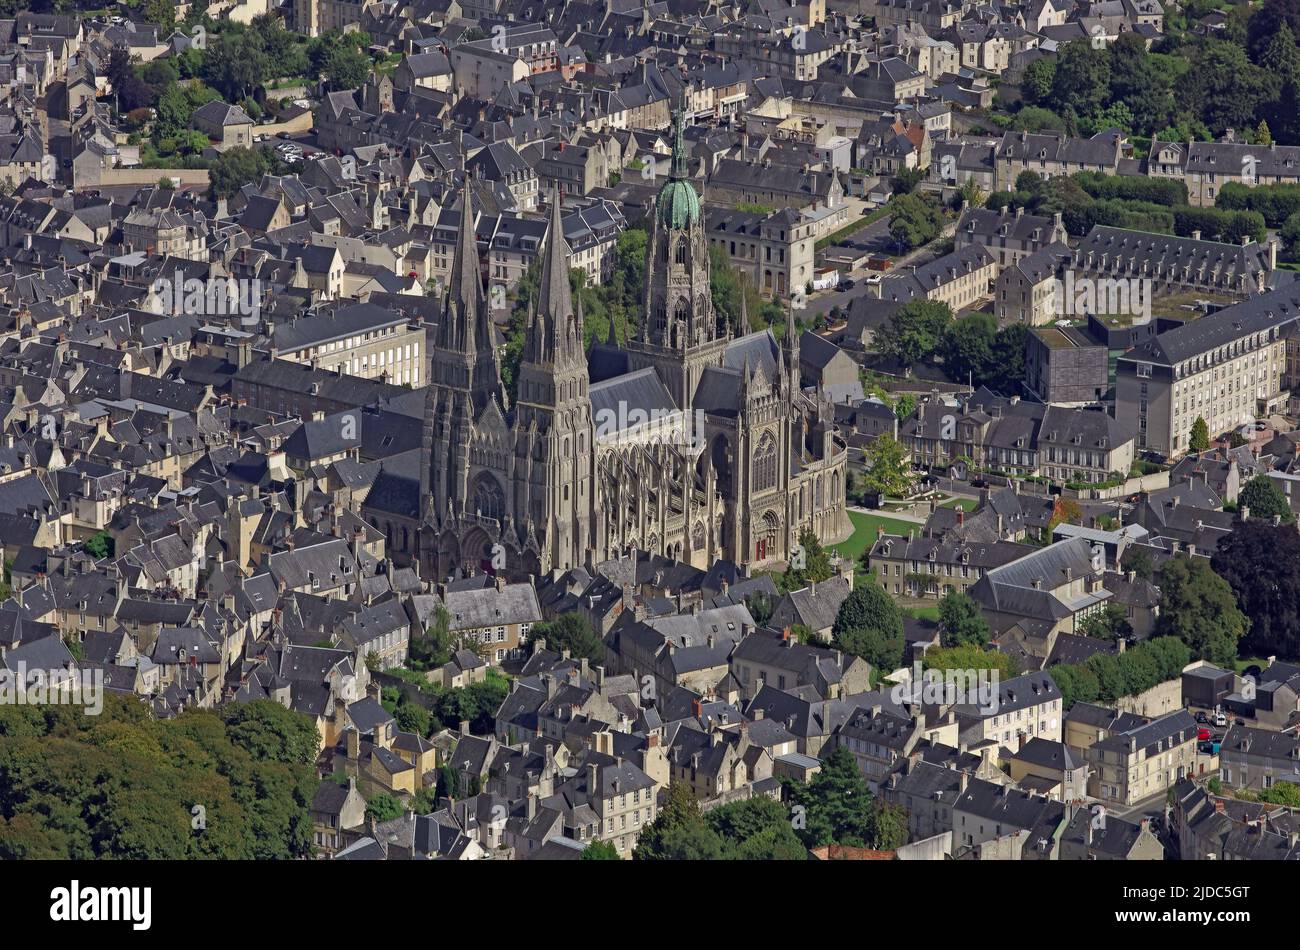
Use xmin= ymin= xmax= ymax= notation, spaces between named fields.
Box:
xmin=1148 ymin=136 xmax=1300 ymax=207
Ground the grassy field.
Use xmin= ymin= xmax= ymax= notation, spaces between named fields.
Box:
xmin=831 ymin=510 xmax=920 ymax=560
xmin=903 ymin=606 xmax=940 ymax=622
xmin=941 ymin=497 xmax=978 ymax=511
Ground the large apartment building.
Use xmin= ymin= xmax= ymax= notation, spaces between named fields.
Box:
xmin=993 ymin=130 xmax=1123 ymax=191
xmin=705 ymin=206 xmax=816 ymax=300
xmin=269 ymin=302 xmax=426 ymax=387
xmin=953 ymin=206 xmax=1068 ymax=268
xmin=1085 ymin=709 xmax=1198 ymax=806
xmin=1148 ymin=136 xmax=1300 ymax=207
xmin=870 ymin=245 xmax=998 ymax=313
xmin=1071 ymin=226 xmax=1274 ymax=300
xmin=1116 ymin=284 xmax=1300 ymax=457
xmin=293 ymin=0 xmax=375 ymax=37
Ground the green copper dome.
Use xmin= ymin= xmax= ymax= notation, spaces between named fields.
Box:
xmin=655 ymin=101 xmax=699 ymax=230
xmin=656 ymin=177 xmax=700 ymax=230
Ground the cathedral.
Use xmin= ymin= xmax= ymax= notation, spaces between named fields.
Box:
xmin=412 ymin=107 xmax=849 ymax=581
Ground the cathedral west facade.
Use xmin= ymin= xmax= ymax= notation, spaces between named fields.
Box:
xmin=400 ymin=109 xmax=848 ymax=581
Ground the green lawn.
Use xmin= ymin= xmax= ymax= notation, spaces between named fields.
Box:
xmin=832 ymin=510 xmax=920 ymax=560
xmin=941 ymin=497 xmax=978 ymax=511
xmin=903 ymin=606 xmax=940 ymax=622
xmin=1234 ymin=657 xmax=1272 ymax=673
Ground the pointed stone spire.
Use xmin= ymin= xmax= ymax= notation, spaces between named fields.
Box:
xmin=671 ymin=89 xmax=689 ymax=180
xmin=444 ymin=175 xmax=490 ymax=353
xmin=574 ymin=288 xmax=585 ymax=347
xmin=782 ymin=296 xmax=800 ymax=386
xmin=538 ymin=183 xmax=573 ymax=326
xmin=606 ymin=311 xmax=618 ymax=347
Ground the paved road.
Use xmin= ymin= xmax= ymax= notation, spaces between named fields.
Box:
xmin=801 ymin=216 xmax=895 ymax=318
xmin=802 ymin=216 xmax=949 ymax=319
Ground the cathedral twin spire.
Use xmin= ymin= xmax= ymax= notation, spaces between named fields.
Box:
xmin=523 ymin=184 xmax=584 ymax=370
xmin=442 ymin=176 xmax=494 ymax=358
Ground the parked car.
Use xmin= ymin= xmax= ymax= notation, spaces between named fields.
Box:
xmin=841 ymin=279 xmax=855 ymax=291
xmin=1195 ymin=712 xmax=1209 ymax=724
xmin=1214 ymin=712 xmax=1228 ymax=727
xmin=1198 ymin=728 xmax=1211 ymax=741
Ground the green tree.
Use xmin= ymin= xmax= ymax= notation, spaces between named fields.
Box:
xmin=937 ymin=591 xmax=989 ymax=648
xmin=1176 ymin=40 xmax=1274 ymax=137
xmin=1105 ymin=33 xmax=1176 ymax=136
xmin=707 ymin=796 xmax=806 ymax=859
xmin=410 ymin=603 xmax=454 ymax=670
xmin=208 ymin=146 xmax=273 ymax=200
xmin=782 ymin=747 xmax=885 ymax=848
xmin=324 ymin=44 xmax=373 ymax=91
xmin=989 ymin=324 xmax=1028 ymax=394
xmin=1155 ymin=554 xmax=1248 ymax=665
xmin=1021 ymin=57 xmax=1057 ymax=105
xmin=633 ymin=782 xmax=705 ymax=860
xmin=923 ymin=645 xmax=1019 ymax=679
xmin=364 ymin=792 xmax=403 ymax=823
xmin=527 ymin=612 xmax=604 ymax=663
xmin=1077 ymin=602 xmax=1132 ymax=641
xmin=1247 ymin=0 xmax=1300 ymax=61
xmin=941 ymin=312 xmax=997 ymax=386
xmin=1084 ymin=652 xmax=1126 ymax=703
xmin=1047 ymin=662 xmax=1100 ymax=710
xmin=957 ymin=178 xmax=986 ymax=211
xmin=888 ymin=192 xmax=945 ymax=251
xmin=835 ymin=624 xmax=904 ymax=674
xmin=890 ymin=166 xmax=925 ymax=195
xmin=745 ymin=592 xmax=774 ymax=626
xmin=1211 ymin=519 xmax=1300 ymax=659
xmin=1009 ymin=106 xmax=1067 ymax=132
xmin=0 ymin=694 xmax=315 ymax=860
xmin=871 ymin=800 xmax=909 ymax=851
xmin=833 ymin=585 xmax=904 ymax=673
xmin=1120 ymin=546 xmax=1154 ymax=580
xmin=860 ymin=434 xmax=914 ymax=498
xmin=1189 ymin=416 xmax=1211 ymax=452
xmin=1049 ymin=40 xmax=1113 ymax=118
xmin=393 ymin=701 xmax=432 ymax=738
xmin=876 ymin=298 xmax=953 ymax=369
xmin=82 ymin=531 xmax=114 ymax=559
xmin=222 ymin=700 xmax=321 ymax=765
xmin=1237 ymin=475 xmax=1295 ymax=523
xmin=1257 ymin=781 xmax=1300 ymax=806
xmin=776 ymin=530 xmax=833 ymax=593
xmin=580 ymin=840 xmax=621 ymax=859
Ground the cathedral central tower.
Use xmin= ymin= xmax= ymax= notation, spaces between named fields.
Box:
xmin=625 ymin=102 xmax=730 ymax=410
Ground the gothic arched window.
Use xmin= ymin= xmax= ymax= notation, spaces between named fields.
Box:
xmin=674 ymin=238 xmax=688 ymax=265
xmin=753 ymin=432 xmax=777 ymax=493
xmin=472 ymin=474 xmax=505 ymax=521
